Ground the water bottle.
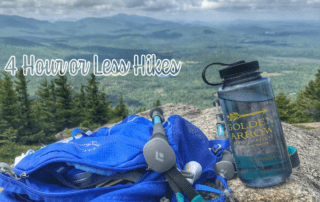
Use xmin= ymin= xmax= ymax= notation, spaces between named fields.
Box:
xmin=202 ymin=61 xmax=292 ymax=188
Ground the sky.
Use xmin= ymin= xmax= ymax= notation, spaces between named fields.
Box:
xmin=0 ymin=0 xmax=319 ymax=22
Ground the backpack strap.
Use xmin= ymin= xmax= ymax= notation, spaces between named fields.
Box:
xmin=71 ymin=128 xmax=88 ymax=139
xmin=193 ymin=175 xmax=234 ymax=202
xmin=143 ymin=107 xmax=205 ymax=202
xmin=144 ymin=108 xmax=237 ymax=202
xmin=165 ymin=166 xmax=204 ymax=202
xmin=51 ymin=163 xmax=145 ymax=189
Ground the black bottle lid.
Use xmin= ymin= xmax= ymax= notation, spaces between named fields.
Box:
xmin=219 ymin=61 xmax=260 ymax=79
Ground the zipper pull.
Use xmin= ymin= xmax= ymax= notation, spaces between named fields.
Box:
xmin=9 ymin=172 xmax=29 ymax=181
xmin=0 ymin=162 xmax=29 ymax=180
xmin=19 ymin=172 xmax=29 ymax=180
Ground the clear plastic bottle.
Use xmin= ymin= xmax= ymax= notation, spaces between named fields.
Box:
xmin=203 ymin=61 xmax=292 ymax=188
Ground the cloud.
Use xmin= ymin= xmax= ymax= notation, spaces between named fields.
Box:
xmin=71 ymin=0 xmax=105 ymax=8
xmin=0 ymin=0 xmax=319 ymax=21
xmin=0 ymin=0 xmax=201 ymax=12
xmin=202 ymin=0 xmax=320 ymax=11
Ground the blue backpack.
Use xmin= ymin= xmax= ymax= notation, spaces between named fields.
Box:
xmin=0 ymin=115 xmax=232 ymax=202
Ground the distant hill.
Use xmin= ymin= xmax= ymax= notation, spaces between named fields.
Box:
xmin=0 ymin=14 xmax=320 ymax=113
xmin=204 ymin=20 xmax=320 ymax=37
xmin=0 ymin=14 xmax=50 ymax=29
xmin=0 ymin=14 xmax=182 ymax=38
xmin=109 ymin=13 xmax=169 ymax=25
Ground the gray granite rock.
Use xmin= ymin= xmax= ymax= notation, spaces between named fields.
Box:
xmin=146 ymin=103 xmax=320 ymax=202
xmin=94 ymin=103 xmax=202 ymax=132
xmin=137 ymin=103 xmax=202 ymax=122
xmin=2 ymin=103 xmax=320 ymax=201
xmin=295 ymin=122 xmax=320 ymax=136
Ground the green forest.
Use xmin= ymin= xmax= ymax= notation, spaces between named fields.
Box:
xmin=0 ymin=65 xmax=319 ymax=163
xmin=1 ymin=14 xmax=320 ymax=164
xmin=1 ymin=14 xmax=320 ymax=115
xmin=275 ymin=68 xmax=320 ymax=124
xmin=0 ymin=69 xmax=163 ymax=163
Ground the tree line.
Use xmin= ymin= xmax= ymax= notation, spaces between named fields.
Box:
xmin=0 ymin=70 xmax=130 ymax=145
xmin=2 ymin=65 xmax=316 ymax=147
xmin=275 ymin=68 xmax=320 ymax=124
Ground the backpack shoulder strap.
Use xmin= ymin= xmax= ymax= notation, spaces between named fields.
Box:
xmin=165 ymin=166 xmax=204 ymax=202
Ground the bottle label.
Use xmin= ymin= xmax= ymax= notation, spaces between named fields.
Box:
xmin=222 ymin=98 xmax=290 ymax=169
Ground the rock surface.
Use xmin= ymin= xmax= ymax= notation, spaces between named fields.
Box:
xmin=87 ymin=103 xmax=320 ymax=201
xmin=137 ymin=103 xmax=320 ymax=202
xmin=94 ymin=103 xmax=202 ymax=132
xmin=295 ymin=122 xmax=320 ymax=136
xmin=2 ymin=103 xmax=320 ymax=201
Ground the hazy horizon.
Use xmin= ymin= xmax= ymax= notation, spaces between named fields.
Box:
xmin=0 ymin=0 xmax=319 ymax=23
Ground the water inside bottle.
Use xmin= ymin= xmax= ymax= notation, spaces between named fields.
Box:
xmin=220 ymin=98 xmax=292 ymax=188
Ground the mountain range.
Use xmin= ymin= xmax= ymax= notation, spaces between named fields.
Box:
xmin=0 ymin=14 xmax=320 ymax=113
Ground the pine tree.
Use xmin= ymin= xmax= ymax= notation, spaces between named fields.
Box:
xmin=275 ymin=93 xmax=292 ymax=123
xmin=49 ymin=80 xmax=57 ymax=123
xmin=0 ymin=127 xmax=17 ymax=160
xmin=113 ymin=94 xmax=128 ymax=120
xmin=85 ymin=73 xmax=111 ymax=124
xmin=54 ymin=74 xmax=74 ymax=130
xmin=153 ymin=100 xmax=161 ymax=107
xmin=288 ymin=91 xmax=314 ymax=123
xmin=72 ymin=84 xmax=87 ymax=124
xmin=0 ymin=77 xmax=6 ymax=134
xmin=277 ymin=67 xmax=320 ymax=123
xmin=0 ymin=127 xmax=17 ymax=146
xmin=99 ymin=89 xmax=112 ymax=122
xmin=136 ymin=107 xmax=146 ymax=113
xmin=0 ymin=77 xmax=12 ymax=145
xmin=0 ymin=72 xmax=19 ymax=133
xmin=37 ymin=79 xmax=50 ymax=100
xmin=35 ymin=79 xmax=56 ymax=126
xmin=15 ymin=68 xmax=33 ymax=140
xmin=30 ymin=79 xmax=56 ymax=144
xmin=302 ymin=69 xmax=320 ymax=121
xmin=0 ymin=116 xmax=8 ymax=135
xmin=79 ymin=84 xmax=87 ymax=109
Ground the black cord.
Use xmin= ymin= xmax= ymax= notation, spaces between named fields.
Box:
xmin=202 ymin=62 xmax=230 ymax=86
